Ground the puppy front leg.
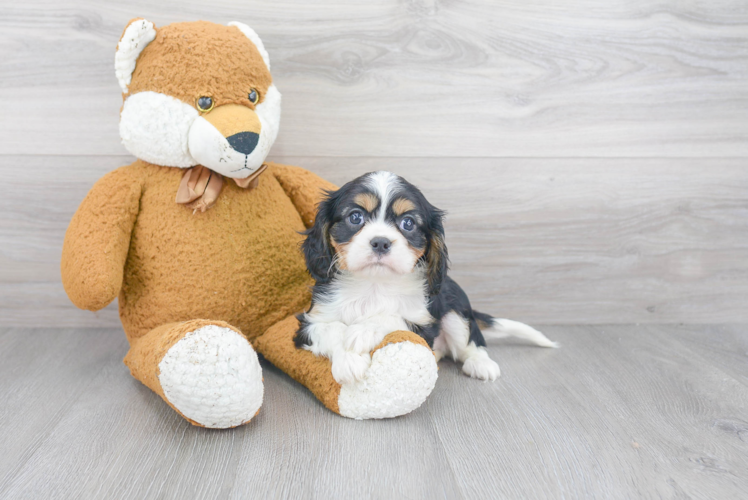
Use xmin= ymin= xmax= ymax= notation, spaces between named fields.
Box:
xmin=301 ymin=320 xmax=371 ymax=384
xmin=344 ymin=314 xmax=409 ymax=354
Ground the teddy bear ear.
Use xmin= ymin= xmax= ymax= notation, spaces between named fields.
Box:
xmin=115 ymin=18 xmax=157 ymax=94
xmin=228 ymin=22 xmax=270 ymax=70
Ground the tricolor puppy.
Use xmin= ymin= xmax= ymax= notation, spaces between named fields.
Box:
xmin=295 ymin=171 xmax=558 ymax=384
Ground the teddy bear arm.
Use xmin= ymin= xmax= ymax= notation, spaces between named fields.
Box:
xmin=61 ymin=167 xmax=142 ymax=311
xmin=269 ymin=163 xmax=338 ymax=229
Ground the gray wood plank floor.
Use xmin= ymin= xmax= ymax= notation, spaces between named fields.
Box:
xmin=1 ymin=325 xmax=746 ymax=499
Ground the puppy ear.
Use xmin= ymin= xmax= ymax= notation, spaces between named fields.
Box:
xmin=424 ymin=207 xmax=449 ymax=296
xmin=302 ymin=190 xmax=337 ymax=282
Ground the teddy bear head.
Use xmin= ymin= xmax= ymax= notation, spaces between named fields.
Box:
xmin=115 ymin=19 xmax=280 ymax=179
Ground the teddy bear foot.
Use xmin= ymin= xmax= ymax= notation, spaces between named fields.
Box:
xmin=254 ymin=317 xmax=438 ymax=420
xmin=337 ymin=335 xmax=438 ymax=419
xmin=124 ymin=320 xmax=263 ymax=428
xmin=158 ymin=325 xmax=264 ymax=428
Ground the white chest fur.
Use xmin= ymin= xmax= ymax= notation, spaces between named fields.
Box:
xmin=311 ymin=271 xmax=432 ymax=326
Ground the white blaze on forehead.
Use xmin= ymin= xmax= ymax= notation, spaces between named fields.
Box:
xmin=365 ymin=171 xmax=401 ymax=221
xmin=115 ymin=19 xmax=157 ymax=94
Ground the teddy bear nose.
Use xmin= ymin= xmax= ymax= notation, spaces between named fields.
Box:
xmin=226 ymin=132 xmax=260 ymax=155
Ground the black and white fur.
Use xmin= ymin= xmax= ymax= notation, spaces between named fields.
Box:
xmin=295 ymin=171 xmax=558 ymax=385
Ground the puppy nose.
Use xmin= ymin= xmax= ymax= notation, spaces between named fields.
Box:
xmin=226 ymin=131 xmax=260 ymax=155
xmin=370 ymin=237 xmax=392 ymax=255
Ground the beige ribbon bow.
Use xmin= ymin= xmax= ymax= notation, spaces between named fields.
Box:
xmin=175 ymin=164 xmax=268 ymax=213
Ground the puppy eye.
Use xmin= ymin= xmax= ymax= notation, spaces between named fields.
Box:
xmin=400 ymin=216 xmax=415 ymax=231
xmin=248 ymin=89 xmax=259 ymax=104
xmin=196 ymin=96 xmax=214 ymax=112
xmin=348 ymin=211 xmax=364 ymax=225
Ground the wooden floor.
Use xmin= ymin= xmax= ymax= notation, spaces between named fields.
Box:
xmin=1 ymin=324 xmax=746 ymax=499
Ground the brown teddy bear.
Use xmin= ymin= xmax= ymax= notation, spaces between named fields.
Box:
xmin=61 ymin=19 xmax=438 ymax=428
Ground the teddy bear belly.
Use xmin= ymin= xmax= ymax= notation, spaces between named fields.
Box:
xmin=117 ymin=170 xmax=313 ymax=342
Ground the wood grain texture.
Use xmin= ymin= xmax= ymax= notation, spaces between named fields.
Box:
xmin=431 ymin=324 xmax=748 ymax=499
xmin=1 ymin=325 xmax=746 ymax=498
xmin=0 ymin=0 xmax=747 ymax=157
xmin=0 ymin=328 xmax=126 ymax=488
xmin=2 ymin=155 xmax=746 ymax=326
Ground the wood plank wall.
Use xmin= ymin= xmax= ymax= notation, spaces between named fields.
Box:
xmin=1 ymin=0 xmax=747 ymax=326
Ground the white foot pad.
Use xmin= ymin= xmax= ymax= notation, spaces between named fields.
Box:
xmin=462 ymin=350 xmax=501 ymax=381
xmin=338 ymin=341 xmax=438 ymax=420
xmin=158 ymin=325 xmax=264 ymax=428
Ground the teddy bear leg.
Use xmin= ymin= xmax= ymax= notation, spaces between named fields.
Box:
xmin=253 ymin=316 xmax=438 ymax=419
xmin=123 ymin=319 xmax=263 ymax=428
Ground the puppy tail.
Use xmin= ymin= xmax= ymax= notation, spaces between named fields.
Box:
xmin=473 ymin=312 xmax=559 ymax=348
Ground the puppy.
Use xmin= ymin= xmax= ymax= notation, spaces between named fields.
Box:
xmin=295 ymin=171 xmax=558 ymax=384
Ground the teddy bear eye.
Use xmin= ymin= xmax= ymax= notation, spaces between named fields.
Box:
xmin=248 ymin=89 xmax=259 ymax=104
xmin=196 ymin=96 xmax=214 ymax=112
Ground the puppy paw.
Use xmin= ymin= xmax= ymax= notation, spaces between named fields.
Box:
xmin=462 ymin=353 xmax=501 ymax=381
xmin=331 ymin=351 xmax=372 ymax=385
xmin=344 ymin=323 xmax=385 ymax=354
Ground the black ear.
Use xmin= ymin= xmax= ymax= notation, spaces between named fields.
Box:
xmin=301 ymin=190 xmax=338 ymax=283
xmin=424 ymin=206 xmax=449 ymax=296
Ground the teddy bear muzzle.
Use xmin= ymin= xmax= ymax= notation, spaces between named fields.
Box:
xmin=188 ymin=103 xmax=268 ymax=178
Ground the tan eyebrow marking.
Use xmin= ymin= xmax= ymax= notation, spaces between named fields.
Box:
xmin=392 ymin=197 xmax=416 ymax=216
xmin=353 ymin=193 xmax=379 ymax=212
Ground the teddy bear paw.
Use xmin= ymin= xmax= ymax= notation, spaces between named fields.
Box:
xmin=337 ymin=339 xmax=438 ymax=420
xmin=158 ymin=325 xmax=264 ymax=428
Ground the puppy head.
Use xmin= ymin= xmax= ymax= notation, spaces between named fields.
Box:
xmin=303 ymin=171 xmax=448 ymax=295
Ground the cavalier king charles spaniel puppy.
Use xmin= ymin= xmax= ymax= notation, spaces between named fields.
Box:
xmin=295 ymin=171 xmax=558 ymax=384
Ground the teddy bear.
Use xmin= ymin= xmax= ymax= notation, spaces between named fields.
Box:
xmin=60 ymin=19 xmax=438 ymax=428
